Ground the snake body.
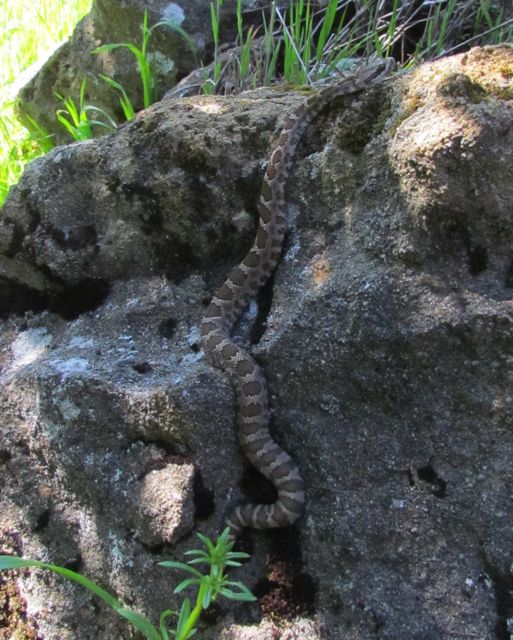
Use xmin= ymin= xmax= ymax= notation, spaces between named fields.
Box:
xmin=201 ymin=60 xmax=393 ymax=535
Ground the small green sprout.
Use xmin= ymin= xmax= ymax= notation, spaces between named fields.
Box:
xmin=55 ymin=78 xmax=117 ymax=141
xmin=160 ymin=527 xmax=256 ymax=639
xmin=0 ymin=528 xmax=255 ymax=640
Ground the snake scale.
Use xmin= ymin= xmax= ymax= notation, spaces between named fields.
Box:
xmin=201 ymin=59 xmax=394 ymax=535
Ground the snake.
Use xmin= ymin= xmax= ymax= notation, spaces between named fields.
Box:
xmin=200 ymin=59 xmax=394 ymax=535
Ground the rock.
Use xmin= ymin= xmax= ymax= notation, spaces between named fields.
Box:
xmin=136 ymin=463 xmax=196 ymax=546
xmin=1 ymin=44 xmax=513 ymax=639
xmin=0 ymin=86 xmax=306 ymax=315
xmin=16 ymin=0 xmax=289 ymax=143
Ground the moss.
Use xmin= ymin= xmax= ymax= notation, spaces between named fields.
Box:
xmin=389 ymin=92 xmax=424 ymax=136
xmin=268 ymin=83 xmax=314 ymax=96
xmin=499 ymin=63 xmax=513 ymax=79
xmin=371 ymin=97 xmax=394 ymax=138
xmin=437 ymin=73 xmax=486 ymax=103
xmin=335 ymin=87 xmax=393 ymax=152
xmin=493 ymin=86 xmax=513 ymax=100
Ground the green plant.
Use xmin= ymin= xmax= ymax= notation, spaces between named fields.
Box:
xmin=236 ymin=0 xmax=256 ymax=86
xmin=161 ymin=527 xmax=255 ymax=638
xmin=0 ymin=528 xmax=255 ymax=639
xmin=196 ymin=0 xmax=513 ymax=93
xmin=0 ymin=108 xmax=55 ymax=204
xmin=55 ymin=78 xmax=117 ymax=141
xmin=0 ymin=0 xmax=92 ymax=206
xmin=93 ymin=8 xmax=186 ymax=110
xmin=202 ymin=0 xmax=224 ymax=95
xmin=20 ymin=114 xmax=56 ymax=154
xmin=279 ymin=0 xmax=313 ymax=84
xmin=99 ymin=74 xmax=136 ymax=121
xmin=261 ymin=1 xmax=281 ymax=86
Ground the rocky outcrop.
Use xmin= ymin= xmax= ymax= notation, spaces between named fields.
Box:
xmin=16 ymin=0 xmax=289 ymax=143
xmin=2 ymin=45 xmax=513 ymax=639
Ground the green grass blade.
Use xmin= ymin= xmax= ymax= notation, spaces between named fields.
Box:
xmin=21 ymin=115 xmax=55 ymax=152
xmin=236 ymin=0 xmax=243 ymax=44
xmin=159 ymin=608 xmax=175 ymax=640
xmin=315 ymin=0 xmax=338 ymax=63
xmin=159 ymin=561 xmax=203 ymax=577
xmin=174 ymin=578 xmax=201 ymax=595
xmin=99 ymin=74 xmax=135 ymax=120
xmin=175 ymin=598 xmax=191 ymax=635
xmin=0 ymin=557 xmax=119 ymax=607
xmin=119 ymin=96 xmax=135 ymax=120
xmin=93 ymin=42 xmax=132 ymax=54
xmin=266 ymin=39 xmax=281 ymax=85
xmin=0 ymin=557 xmax=161 ymax=639
xmin=210 ymin=1 xmax=220 ymax=49
xmin=62 ymin=96 xmax=80 ymax=126
xmin=84 ymin=105 xmax=118 ymax=129
xmin=116 ymin=608 xmax=162 ymax=640
xmin=55 ymin=112 xmax=81 ymax=139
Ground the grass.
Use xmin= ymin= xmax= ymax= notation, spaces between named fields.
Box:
xmin=0 ymin=0 xmax=93 ymax=206
xmin=201 ymin=0 xmax=512 ymax=93
xmin=55 ymin=77 xmax=117 ymax=140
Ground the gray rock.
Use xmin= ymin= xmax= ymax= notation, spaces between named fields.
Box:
xmin=2 ymin=45 xmax=513 ymax=639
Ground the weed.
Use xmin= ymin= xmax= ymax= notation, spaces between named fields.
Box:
xmin=0 ymin=528 xmax=255 ymax=640
xmin=99 ymin=74 xmax=136 ymax=121
xmin=93 ymin=8 xmax=187 ymax=110
xmin=202 ymin=0 xmax=224 ymax=94
xmin=55 ymin=78 xmax=117 ymax=141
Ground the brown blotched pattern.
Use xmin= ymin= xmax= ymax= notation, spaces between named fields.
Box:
xmin=201 ymin=60 xmax=394 ymax=535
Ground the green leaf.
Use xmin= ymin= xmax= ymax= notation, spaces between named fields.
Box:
xmin=186 ymin=557 xmax=210 ymax=565
xmin=0 ymin=557 xmax=162 ymax=639
xmin=219 ymin=581 xmax=257 ymax=602
xmin=79 ymin=77 xmax=87 ymax=108
xmin=55 ymin=113 xmax=82 ymax=140
xmin=174 ymin=578 xmax=200 ymax=594
xmin=0 ymin=557 xmax=39 ymax=570
xmin=183 ymin=549 xmax=205 ymax=557
xmin=219 ymin=528 xmax=232 ymax=545
xmin=159 ymin=608 xmax=175 ymax=640
xmin=197 ymin=532 xmax=215 ymax=556
xmin=158 ymin=561 xmax=203 ymax=577
xmin=201 ymin=584 xmax=213 ymax=609
xmin=99 ymin=75 xmax=135 ymax=121
xmin=175 ymin=598 xmax=191 ymax=635
xmin=0 ymin=557 xmax=120 ymax=608
xmin=226 ymin=551 xmax=250 ymax=560
xmin=93 ymin=42 xmax=132 ymax=54
xmin=117 ymin=608 xmax=162 ymax=640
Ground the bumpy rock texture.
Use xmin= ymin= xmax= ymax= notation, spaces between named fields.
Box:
xmin=16 ymin=0 xmax=289 ymax=143
xmin=2 ymin=45 xmax=513 ymax=639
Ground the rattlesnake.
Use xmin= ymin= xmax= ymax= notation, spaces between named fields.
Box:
xmin=201 ymin=59 xmax=394 ymax=535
